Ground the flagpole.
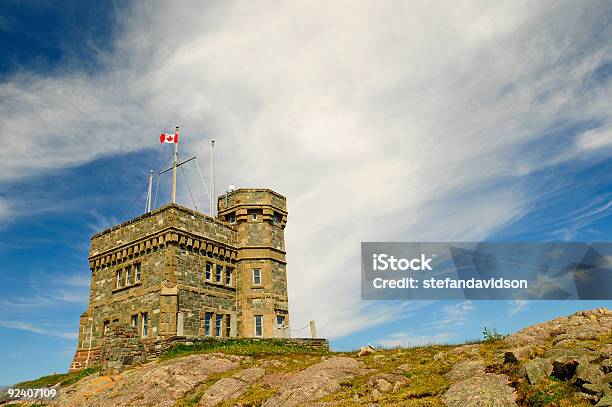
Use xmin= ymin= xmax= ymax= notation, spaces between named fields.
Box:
xmin=210 ymin=138 xmax=215 ymax=217
xmin=145 ymin=170 xmax=154 ymax=212
xmin=171 ymin=125 xmax=179 ymax=204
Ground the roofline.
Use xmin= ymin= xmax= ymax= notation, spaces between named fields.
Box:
xmin=217 ymin=188 xmax=287 ymax=201
xmin=91 ymin=203 xmax=230 ymax=239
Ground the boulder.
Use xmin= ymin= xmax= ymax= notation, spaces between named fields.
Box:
xmin=524 ymin=357 xmax=553 ymax=385
xmin=443 ymin=373 xmax=517 ymax=407
xmin=596 ymin=394 xmax=612 ymax=407
xmin=551 ymin=356 xmax=580 ymax=380
xmin=575 ymin=362 xmax=605 ymax=388
xmin=504 ymin=346 xmax=534 ymax=364
xmin=358 ymin=347 xmax=374 ymax=357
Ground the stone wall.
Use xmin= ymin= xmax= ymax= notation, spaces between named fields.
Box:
xmin=99 ymin=324 xmax=146 ymax=374
xmin=96 ymin=331 xmax=329 ymax=373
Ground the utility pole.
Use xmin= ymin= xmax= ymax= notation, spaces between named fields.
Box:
xmin=171 ymin=126 xmax=179 ymax=204
xmin=210 ymin=139 xmax=215 ymax=217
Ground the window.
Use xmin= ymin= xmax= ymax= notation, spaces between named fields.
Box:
xmin=226 ymin=268 xmax=233 ymax=286
xmin=141 ymin=312 xmax=148 ymax=337
xmin=273 ymin=212 xmax=281 ymax=224
xmin=205 ymin=263 xmax=212 ymax=281
xmin=215 ymin=314 xmax=223 ymax=337
xmin=116 ymin=270 xmax=123 ymax=289
xmin=131 ymin=315 xmax=138 ymax=328
xmin=103 ymin=320 xmax=110 ymax=336
xmin=134 ymin=263 xmax=141 ymax=282
xmin=225 ymin=315 xmax=231 ymax=337
xmin=228 ymin=212 xmax=236 ymax=224
xmin=204 ymin=312 xmax=212 ymax=336
xmin=252 ymin=212 xmax=258 ymax=220
xmin=252 ymin=269 xmax=261 ymax=285
xmin=126 ymin=267 xmax=132 ymax=285
xmin=254 ymin=315 xmax=263 ymax=337
xmin=215 ymin=265 xmax=223 ymax=283
xmin=276 ymin=315 xmax=285 ymax=328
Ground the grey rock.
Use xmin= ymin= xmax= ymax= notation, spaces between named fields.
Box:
xmin=524 ymin=358 xmax=553 ymax=385
xmin=443 ymin=373 xmax=517 ymax=407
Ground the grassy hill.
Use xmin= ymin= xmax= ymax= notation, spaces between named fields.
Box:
xmin=2 ymin=308 xmax=610 ymax=406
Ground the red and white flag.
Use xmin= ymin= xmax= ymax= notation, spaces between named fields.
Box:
xmin=160 ymin=132 xmax=178 ymax=143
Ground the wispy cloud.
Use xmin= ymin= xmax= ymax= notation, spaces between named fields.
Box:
xmin=1 ymin=2 xmax=611 ymax=339
xmin=508 ymin=300 xmax=530 ymax=317
xmin=0 ymin=271 xmax=89 ymax=308
xmin=0 ymin=320 xmax=77 ymax=340
xmin=376 ymin=331 xmax=454 ymax=348
xmin=425 ymin=301 xmax=475 ymax=331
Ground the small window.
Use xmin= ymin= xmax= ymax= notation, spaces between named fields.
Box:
xmin=252 ymin=212 xmax=258 ymax=220
xmin=252 ymin=268 xmax=261 ymax=285
xmin=116 ymin=270 xmax=123 ymax=289
xmin=134 ymin=263 xmax=141 ymax=282
xmin=215 ymin=265 xmax=223 ymax=283
xmin=131 ymin=315 xmax=138 ymax=328
xmin=225 ymin=315 xmax=231 ymax=337
xmin=276 ymin=315 xmax=285 ymax=328
xmin=215 ymin=314 xmax=223 ymax=337
xmin=205 ymin=263 xmax=212 ymax=281
xmin=228 ymin=212 xmax=236 ymax=224
xmin=226 ymin=268 xmax=233 ymax=286
xmin=204 ymin=312 xmax=212 ymax=336
xmin=141 ymin=312 xmax=148 ymax=337
xmin=273 ymin=212 xmax=281 ymax=224
xmin=103 ymin=320 xmax=110 ymax=336
xmin=126 ymin=267 xmax=132 ymax=285
xmin=254 ymin=315 xmax=263 ymax=337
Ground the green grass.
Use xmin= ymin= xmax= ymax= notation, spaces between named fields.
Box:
xmin=13 ymin=366 xmax=101 ymax=389
xmin=160 ymin=338 xmax=330 ymax=361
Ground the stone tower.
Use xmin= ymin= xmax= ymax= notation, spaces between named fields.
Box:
xmin=70 ymin=188 xmax=289 ymax=372
xmin=217 ymin=189 xmax=289 ymax=338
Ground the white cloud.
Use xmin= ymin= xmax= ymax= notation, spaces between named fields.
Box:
xmin=508 ymin=300 xmax=530 ymax=317
xmin=576 ymin=127 xmax=612 ymax=151
xmin=425 ymin=301 xmax=475 ymax=331
xmin=1 ymin=2 xmax=611 ymax=339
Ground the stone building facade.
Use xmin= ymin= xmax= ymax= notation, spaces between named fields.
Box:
xmin=70 ymin=188 xmax=289 ymax=371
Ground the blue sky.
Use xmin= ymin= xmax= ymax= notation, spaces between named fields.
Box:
xmin=1 ymin=1 xmax=611 ymax=385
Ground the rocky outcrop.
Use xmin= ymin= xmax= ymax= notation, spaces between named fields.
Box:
xmin=49 ymin=353 xmax=244 ymax=407
xmin=4 ymin=308 xmax=610 ymax=406
xmin=502 ymin=308 xmax=612 ymax=405
xmin=261 ymin=357 xmax=366 ymax=407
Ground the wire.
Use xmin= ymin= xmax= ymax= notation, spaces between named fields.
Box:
xmin=152 ymin=153 xmax=175 ymax=210
xmin=289 ymin=324 xmax=310 ymax=332
xmin=179 ymin=154 xmax=198 ymax=210
xmin=119 ymin=182 xmax=150 ymax=222
xmin=194 ymin=158 xmax=212 ymax=210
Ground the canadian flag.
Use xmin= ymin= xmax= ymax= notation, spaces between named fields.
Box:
xmin=160 ymin=132 xmax=178 ymax=143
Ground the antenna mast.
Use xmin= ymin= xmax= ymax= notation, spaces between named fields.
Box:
xmin=171 ymin=125 xmax=179 ymax=204
xmin=210 ymin=139 xmax=216 ymax=217
xmin=145 ymin=170 xmax=154 ymax=212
